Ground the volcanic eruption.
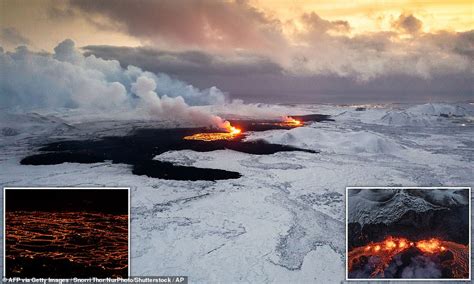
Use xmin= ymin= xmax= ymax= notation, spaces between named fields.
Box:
xmin=183 ymin=120 xmax=242 ymax=141
xmin=347 ymin=187 xmax=470 ymax=279
xmin=183 ymin=116 xmax=303 ymax=141
xmin=348 ymin=236 xmax=469 ymax=279
xmin=279 ymin=116 xmax=302 ymax=127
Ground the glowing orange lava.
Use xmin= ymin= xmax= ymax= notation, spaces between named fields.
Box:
xmin=183 ymin=121 xmax=242 ymax=141
xmin=348 ymin=236 xmax=469 ymax=279
xmin=416 ymin=238 xmax=445 ymax=254
xmin=6 ymin=211 xmax=128 ymax=278
xmin=416 ymin=239 xmax=469 ymax=279
xmin=348 ymin=237 xmax=411 ymax=277
xmin=279 ymin=116 xmax=302 ymax=127
xmin=228 ymin=125 xmax=241 ymax=135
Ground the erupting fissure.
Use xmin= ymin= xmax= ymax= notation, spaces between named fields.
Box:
xmin=183 ymin=120 xmax=242 ymax=141
xmin=183 ymin=116 xmax=303 ymax=141
xmin=279 ymin=116 xmax=302 ymax=127
xmin=348 ymin=236 xmax=469 ymax=278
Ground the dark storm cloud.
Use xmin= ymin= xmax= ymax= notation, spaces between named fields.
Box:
xmin=82 ymin=45 xmax=283 ymax=76
xmin=392 ymin=14 xmax=423 ymax=34
xmin=208 ymin=73 xmax=473 ymax=103
xmin=48 ymin=4 xmax=76 ymax=19
xmin=68 ymin=0 xmax=286 ymax=51
xmin=422 ymin=30 xmax=474 ymax=58
xmin=81 ymin=43 xmax=473 ymax=103
xmin=300 ymin=12 xmax=351 ymax=35
xmin=66 ymin=1 xmax=473 ymax=79
xmin=51 ymin=1 xmax=474 ymax=102
xmin=341 ymin=32 xmax=395 ymax=52
xmin=292 ymin=14 xmax=473 ymax=81
xmin=0 ymin=27 xmax=31 ymax=45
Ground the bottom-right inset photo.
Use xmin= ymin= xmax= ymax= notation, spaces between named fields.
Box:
xmin=346 ymin=187 xmax=471 ymax=280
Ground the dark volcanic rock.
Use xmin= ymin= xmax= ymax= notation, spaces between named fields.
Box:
xmin=132 ymin=160 xmax=241 ymax=181
xmin=348 ymin=205 xmax=470 ymax=250
xmin=228 ymin=114 xmax=334 ymax=132
xmin=21 ymin=119 xmax=323 ymax=181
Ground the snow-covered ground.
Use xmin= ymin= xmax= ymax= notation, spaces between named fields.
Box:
xmin=0 ymin=103 xmax=473 ymax=283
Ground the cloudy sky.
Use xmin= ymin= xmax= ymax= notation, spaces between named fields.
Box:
xmin=1 ymin=0 xmax=473 ymax=103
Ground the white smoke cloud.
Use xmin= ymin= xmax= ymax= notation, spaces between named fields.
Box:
xmin=400 ymin=255 xmax=442 ymax=278
xmin=0 ymin=39 xmax=230 ymax=127
xmin=130 ymin=76 xmax=225 ymax=127
xmin=350 ymin=254 xmax=444 ymax=279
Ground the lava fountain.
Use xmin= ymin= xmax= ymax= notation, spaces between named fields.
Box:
xmin=348 ymin=236 xmax=411 ymax=278
xmin=183 ymin=120 xmax=242 ymax=141
xmin=279 ymin=116 xmax=302 ymax=127
xmin=348 ymin=236 xmax=469 ymax=278
xmin=183 ymin=115 xmax=303 ymax=141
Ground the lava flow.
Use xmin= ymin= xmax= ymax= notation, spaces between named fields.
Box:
xmin=5 ymin=211 xmax=128 ymax=278
xmin=279 ymin=116 xmax=302 ymax=127
xmin=348 ymin=237 xmax=411 ymax=278
xmin=348 ymin=236 xmax=469 ymax=278
xmin=416 ymin=238 xmax=469 ymax=279
xmin=183 ymin=121 xmax=242 ymax=141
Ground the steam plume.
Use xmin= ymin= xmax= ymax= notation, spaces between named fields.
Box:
xmin=0 ymin=39 xmax=228 ymax=127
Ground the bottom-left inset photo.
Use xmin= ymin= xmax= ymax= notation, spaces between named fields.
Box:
xmin=3 ymin=187 xmax=129 ymax=279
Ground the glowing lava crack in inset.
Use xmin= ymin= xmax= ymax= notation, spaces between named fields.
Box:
xmin=6 ymin=211 xmax=128 ymax=278
xmin=348 ymin=236 xmax=469 ymax=278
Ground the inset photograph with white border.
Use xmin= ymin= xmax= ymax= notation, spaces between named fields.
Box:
xmin=346 ymin=187 xmax=471 ymax=281
xmin=3 ymin=187 xmax=130 ymax=279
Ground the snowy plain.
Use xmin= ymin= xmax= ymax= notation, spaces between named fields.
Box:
xmin=0 ymin=102 xmax=473 ymax=283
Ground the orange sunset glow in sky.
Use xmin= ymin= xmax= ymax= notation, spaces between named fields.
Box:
xmin=1 ymin=0 xmax=472 ymax=102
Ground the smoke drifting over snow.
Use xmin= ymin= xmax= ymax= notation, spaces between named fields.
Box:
xmin=400 ymin=255 xmax=442 ymax=279
xmin=131 ymin=76 xmax=225 ymax=127
xmin=385 ymin=254 xmax=444 ymax=279
xmin=351 ymin=254 xmax=443 ymax=279
xmin=0 ymin=39 xmax=228 ymax=127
